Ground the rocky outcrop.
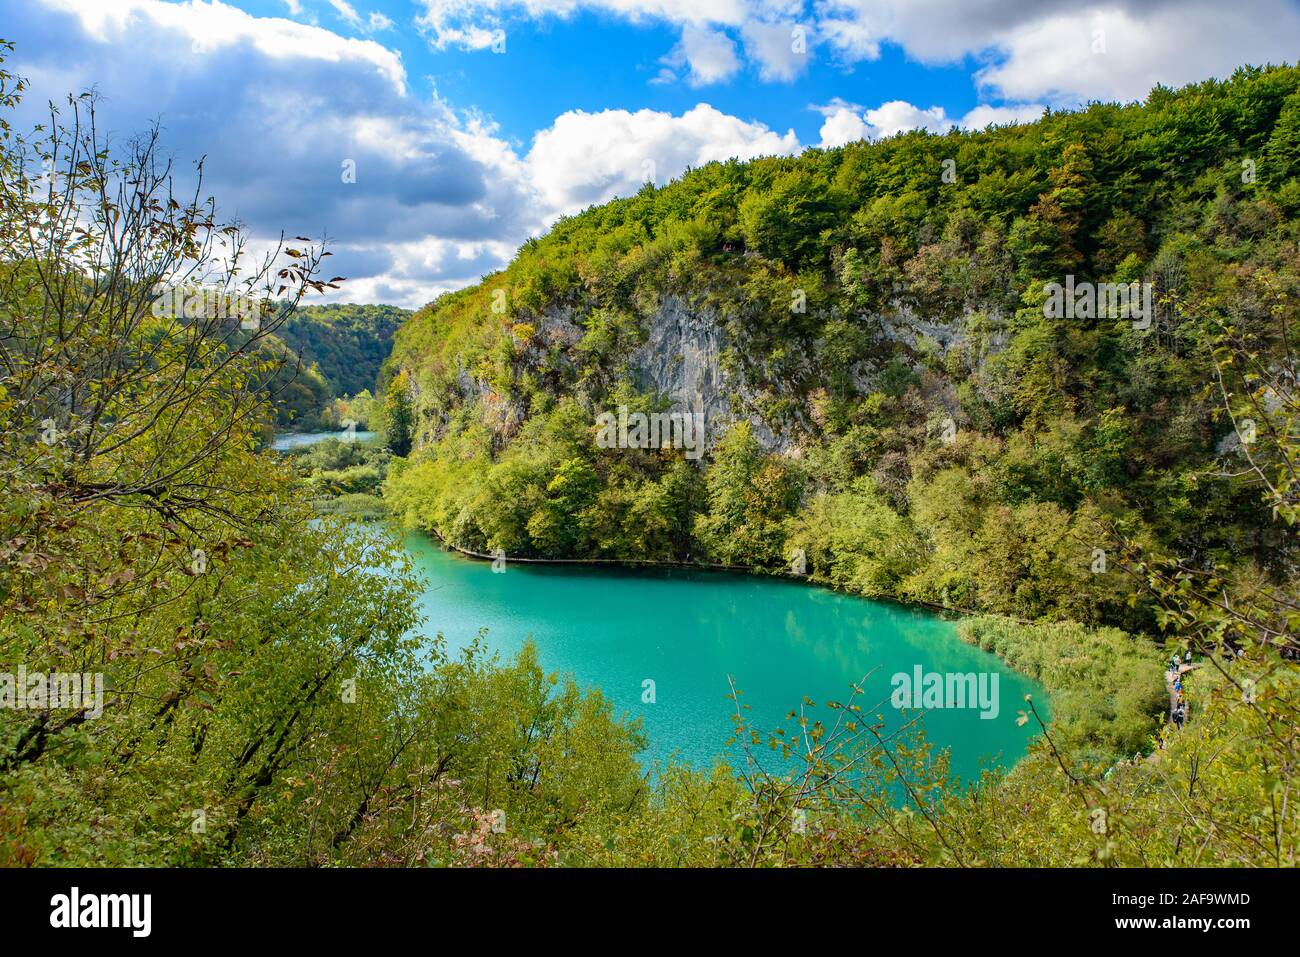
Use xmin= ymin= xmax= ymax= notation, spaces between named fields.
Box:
xmin=419 ymin=294 xmax=986 ymax=457
xmin=629 ymin=295 xmax=808 ymax=454
xmin=630 ymin=295 xmax=728 ymax=427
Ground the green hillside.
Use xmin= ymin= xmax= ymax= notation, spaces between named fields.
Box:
xmin=278 ymin=302 xmax=408 ymax=400
xmin=366 ymin=65 xmax=1300 ymax=865
xmin=4 ymin=30 xmax=1296 ymax=870
xmin=383 ymin=64 xmax=1300 ymax=634
xmin=260 ymin=302 xmax=407 ymax=432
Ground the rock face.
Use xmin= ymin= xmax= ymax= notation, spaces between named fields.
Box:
xmin=628 ymin=294 xmax=806 ymax=454
xmin=623 ymin=295 xmax=984 ymax=455
xmin=630 ymin=295 xmax=729 ymax=430
xmin=879 ymin=303 xmax=1006 ymax=354
xmin=417 ymin=293 xmax=981 ymax=456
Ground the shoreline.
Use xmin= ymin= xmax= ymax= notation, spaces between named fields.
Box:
xmin=415 ymin=526 xmax=1073 ymax=742
xmin=423 ymin=524 xmax=1030 ymax=625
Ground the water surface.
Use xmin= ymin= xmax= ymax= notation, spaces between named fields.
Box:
xmin=272 ymin=430 xmax=377 ymax=450
xmin=401 ymin=533 xmax=1043 ymax=782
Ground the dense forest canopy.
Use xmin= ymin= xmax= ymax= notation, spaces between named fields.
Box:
xmin=374 ymin=63 xmax=1300 ymax=865
xmin=278 ymin=302 xmax=408 ymax=400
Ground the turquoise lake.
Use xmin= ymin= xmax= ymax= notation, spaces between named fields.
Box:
xmin=400 ymin=531 xmax=1044 ymax=783
xmin=272 ymin=430 xmax=377 ymax=450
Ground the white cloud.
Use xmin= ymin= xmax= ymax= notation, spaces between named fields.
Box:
xmin=328 ymin=0 xmax=395 ymax=34
xmin=975 ymin=2 xmax=1300 ymax=105
xmin=815 ymin=0 xmax=1300 ymax=106
xmin=740 ymin=21 xmax=811 ymax=82
xmin=814 ymin=97 xmax=1044 ymax=147
xmin=428 ymin=24 xmax=504 ymax=51
xmin=526 ymin=104 xmax=799 ymax=216
xmin=812 ymin=97 xmax=870 ymax=147
xmin=863 ymin=100 xmax=951 ymax=138
xmin=672 ymin=25 xmax=742 ymax=86
xmin=961 ymin=102 xmax=1046 ymax=129
xmin=812 ymin=0 xmax=1069 ymax=63
xmin=11 ymin=0 xmax=534 ymax=308
xmin=46 ymin=0 xmax=408 ymax=93
xmin=328 ymin=0 xmax=363 ymax=27
xmin=417 ymin=0 xmax=750 ymax=50
xmin=10 ymin=0 xmax=803 ymax=308
xmin=16 ymin=0 xmax=1297 ymax=308
xmin=337 ymin=235 xmax=522 ymax=306
xmin=813 ymin=15 xmax=877 ymax=61
xmin=414 ymin=0 xmax=1300 ymax=104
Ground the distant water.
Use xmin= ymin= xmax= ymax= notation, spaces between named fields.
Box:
xmin=398 ymin=531 xmax=1045 ymax=782
xmin=272 ymin=430 xmax=376 ymax=451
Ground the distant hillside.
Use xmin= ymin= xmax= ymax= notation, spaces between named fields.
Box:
xmin=278 ymin=302 xmax=409 ymax=399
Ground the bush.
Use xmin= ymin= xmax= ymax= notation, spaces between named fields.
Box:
xmin=959 ymin=616 xmax=1167 ymax=764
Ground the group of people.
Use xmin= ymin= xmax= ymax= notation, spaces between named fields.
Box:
xmin=1167 ymin=651 xmax=1193 ymax=729
xmin=1108 ymin=651 xmax=1195 ymax=772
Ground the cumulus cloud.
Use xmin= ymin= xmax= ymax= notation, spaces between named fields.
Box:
xmin=328 ymin=0 xmax=363 ymax=27
xmin=526 ymin=104 xmax=799 ymax=215
xmin=740 ymin=21 xmax=811 ymax=82
xmin=813 ymin=97 xmax=1044 ymax=148
xmin=9 ymin=0 xmax=537 ymax=307
xmin=44 ymin=0 xmax=408 ymax=91
xmin=812 ymin=98 xmax=871 ymax=147
xmin=815 ymin=0 xmax=1300 ymax=105
xmin=668 ymin=25 xmax=742 ymax=86
xmin=7 ymin=0 xmax=807 ymax=307
xmin=416 ymin=0 xmax=1300 ymax=105
xmin=417 ymin=0 xmax=751 ymax=50
xmin=863 ymin=100 xmax=951 ymax=138
xmin=974 ymin=2 xmax=1300 ymax=104
xmin=961 ymin=102 xmax=1047 ymax=129
xmin=12 ymin=0 xmax=1295 ymax=308
xmin=325 ymin=1 xmax=394 ymax=33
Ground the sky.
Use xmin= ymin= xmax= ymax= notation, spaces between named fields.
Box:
xmin=2 ymin=0 xmax=1299 ymax=307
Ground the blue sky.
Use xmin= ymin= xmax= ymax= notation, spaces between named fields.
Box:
xmin=232 ymin=2 xmax=982 ymax=149
xmin=3 ymin=0 xmax=1299 ymax=306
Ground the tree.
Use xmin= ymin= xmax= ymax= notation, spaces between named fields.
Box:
xmin=694 ymin=422 xmax=799 ymax=565
xmin=379 ymin=371 xmax=415 ymax=456
xmin=738 ymin=168 xmax=842 ymax=269
xmin=526 ymin=458 xmax=599 ymax=556
xmin=0 ymin=46 xmax=649 ymax=867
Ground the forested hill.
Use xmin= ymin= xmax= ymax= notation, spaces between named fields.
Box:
xmin=382 ymin=64 xmax=1300 ymax=636
xmin=263 ymin=302 xmax=408 ymax=431
xmin=279 ymin=302 xmax=408 ymax=399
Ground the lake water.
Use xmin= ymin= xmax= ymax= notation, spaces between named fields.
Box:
xmin=400 ymin=532 xmax=1044 ymax=783
xmin=272 ymin=430 xmax=377 ymax=451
